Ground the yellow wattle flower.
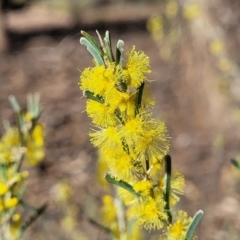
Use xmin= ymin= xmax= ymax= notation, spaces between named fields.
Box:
xmin=133 ymin=196 xmax=167 ymax=230
xmin=86 ymin=100 xmax=116 ymax=127
xmin=133 ymin=180 xmax=153 ymax=196
xmin=124 ymin=46 xmax=151 ymax=88
xmin=164 ymin=210 xmax=192 ymax=240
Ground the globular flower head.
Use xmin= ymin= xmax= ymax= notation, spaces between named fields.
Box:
xmin=163 ymin=210 xmax=192 ymax=240
xmin=132 ymin=196 xmax=167 ymax=230
xmin=133 ymin=180 xmax=153 ymax=196
xmin=124 ymin=47 xmax=151 ymax=88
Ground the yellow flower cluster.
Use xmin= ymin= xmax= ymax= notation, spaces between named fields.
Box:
xmin=79 ymin=31 xmax=189 ymax=236
xmin=0 ymin=95 xmax=46 ymax=239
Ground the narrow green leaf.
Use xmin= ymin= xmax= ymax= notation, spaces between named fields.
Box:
xmin=8 ymin=95 xmax=21 ymax=112
xmin=231 ymin=159 xmax=240 ymax=171
xmin=116 ymin=40 xmax=124 ymax=66
xmin=104 ymin=31 xmax=115 ymax=62
xmin=81 ymin=30 xmax=102 ymax=53
xmin=80 ymin=37 xmax=104 ymax=66
xmin=185 ymin=210 xmax=204 ymax=240
xmin=135 ymin=82 xmax=145 ymax=116
xmin=84 ymin=90 xmax=104 ymax=104
xmin=164 ymin=155 xmax=172 ymax=223
xmin=105 ymin=174 xmax=141 ymax=198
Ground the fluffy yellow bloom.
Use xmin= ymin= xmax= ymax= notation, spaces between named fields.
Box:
xmin=133 ymin=180 xmax=153 ymax=196
xmin=136 ymin=120 xmax=170 ymax=165
xmin=105 ymin=88 xmax=131 ymax=114
xmin=163 ymin=210 xmax=192 ymax=240
xmin=169 ymin=171 xmax=185 ymax=206
xmin=118 ymin=113 xmax=145 ymax=148
xmin=133 ymin=196 xmax=167 ymax=230
xmin=119 ymin=111 xmax=169 ymax=160
xmin=86 ymin=100 xmax=117 ymax=127
xmin=124 ymin=47 xmax=151 ymax=88
xmin=89 ymin=126 xmax=121 ymax=152
xmin=152 ymin=169 xmax=185 ymax=206
xmin=80 ymin=64 xmax=120 ymax=97
xmin=106 ymin=149 xmax=134 ymax=181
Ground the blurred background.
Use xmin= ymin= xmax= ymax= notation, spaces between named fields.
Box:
xmin=1 ymin=0 xmax=240 ymax=239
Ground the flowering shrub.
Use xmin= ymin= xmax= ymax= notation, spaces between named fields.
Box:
xmin=79 ymin=30 xmax=203 ymax=239
xmin=0 ymin=94 xmax=46 ymax=240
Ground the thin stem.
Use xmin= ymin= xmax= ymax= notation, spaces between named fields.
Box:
xmin=19 ymin=204 xmax=47 ymax=238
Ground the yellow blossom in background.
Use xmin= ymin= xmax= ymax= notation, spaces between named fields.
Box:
xmin=51 ymin=181 xmax=72 ymax=204
xmin=183 ymin=4 xmax=201 ymax=20
xmin=0 ymin=127 xmax=20 ymax=164
xmin=166 ymin=0 xmax=179 ymax=18
xmin=101 ymin=195 xmax=117 ymax=224
xmin=146 ymin=16 xmax=164 ymax=41
xmin=100 ymin=195 xmax=119 ymax=237
xmin=163 ymin=210 xmax=192 ymax=240
xmin=233 ymin=108 xmax=240 ymax=122
xmin=61 ymin=216 xmax=76 ymax=231
xmin=0 ymin=94 xmax=46 ymax=239
xmin=127 ymin=220 xmax=143 ymax=240
xmin=0 ymin=182 xmax=8 ymax=196
xmin=10 ymin=213 xmax=22 ymax=238
xmin=5 ymin=197 xmax=18 ymax=209
xmin=96 ymin=150 xmax=109 ymax=188
xmin=209 ymin=40 xmax=224 ymax=55
xmin=1 ymin=127 xmax=20 ymax=147
xmin=25 ymin=123 xmax=45 ymax=166
xmin=218 ymin=58 xmax=231 ymax=72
